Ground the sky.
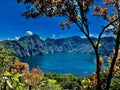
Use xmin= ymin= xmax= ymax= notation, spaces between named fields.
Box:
xmin=0 ymin=0 xmax=107 ymax=41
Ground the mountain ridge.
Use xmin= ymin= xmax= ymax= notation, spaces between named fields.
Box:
xmin=1 ymin=34 xmax=115 ymax=57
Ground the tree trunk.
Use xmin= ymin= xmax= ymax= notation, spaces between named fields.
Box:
xmin=3 ymin=80 xmax=7 ymax=90
xmin=29 ymin=85 xmax=32 ymax=90
xmin=94 ymin=48 xmax=101 ymax=90
xmin=106 ymin=19 xmax=120 ymax=90
xmin=85 ymin=35 xmax=102 ymax=90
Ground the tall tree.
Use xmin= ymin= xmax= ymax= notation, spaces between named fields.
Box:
xmin=15 ymin=0 xmax=120 ymax=90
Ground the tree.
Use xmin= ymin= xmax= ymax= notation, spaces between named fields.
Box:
xmin=15 ymin=0 xmax=120 ymax=90
xmin=0 ymin=45 xmax=43 ymax=90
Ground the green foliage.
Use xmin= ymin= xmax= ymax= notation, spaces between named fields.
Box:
xmin=95 ymin=41 xmax=101 ymax=47
xmin=42 ymin=79 xmax=61 ymax=90
xmin=110 ymin=72 xmax=120 ymax=90
xmin=0 ymin=45 xmax=25 ymax=90
xmin=44 ymin=72 xmax=82 ymax=90
xmin=0 ymin=45 xmax=62 ymax=90
xmin=0 ymin=45 xmax=15 ymax=73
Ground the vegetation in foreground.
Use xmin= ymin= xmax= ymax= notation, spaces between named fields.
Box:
xmin=15 ymin=0 xmax=120 ymax=89
xmin=0 ymin=45 xmax=120 ymax=90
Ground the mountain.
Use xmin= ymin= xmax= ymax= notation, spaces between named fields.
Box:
xmin=1 ymin=34 xmax=115 ymax=57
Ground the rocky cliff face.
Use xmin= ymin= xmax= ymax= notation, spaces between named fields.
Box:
xmin=1 ymin=34 xmax=115 ymax=57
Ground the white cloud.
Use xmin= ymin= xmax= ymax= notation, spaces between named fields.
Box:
xmin=81 ymin=34 xmax=98 ymax=38
xmin=7 ymin=37 xmax=10 ymax=40
xmin=26 ymin=31 xmax=33 ymax=35
xmin=15 ymin=36 xmax=20 ymax=40
xmin=7 ymin=37 xmax=14 ymax=40
xmin=6 ymin=36 xmax=20 ymax=41
xmin=39 ymin=36 xmax=42 ymax=39
xmin=81 ymin=33 xmax=114 ymax=38
xmin=91 ymin=33 xmax=115 ymax=38
xmin=106 ymin=25 xmax=114 ymax=30
xmin=90 ymin=34 xmax=98 ymax=38
xmin=102 ymin=34 xmax=115 ymax=37
xmin=81 ymin=35 xmax=86 ymax=38
xmin=52 ymin=33 xmax=56 ymax=38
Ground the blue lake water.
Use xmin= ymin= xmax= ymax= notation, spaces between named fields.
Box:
xmin=20 ymin=52 xmax=97 ymax=76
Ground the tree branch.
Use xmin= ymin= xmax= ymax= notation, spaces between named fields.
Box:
xmin=97 ymin=15 xmax=120 ymax=47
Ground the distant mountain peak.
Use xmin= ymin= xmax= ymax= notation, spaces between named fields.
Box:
xmin=1 ymin=35 xmax=115 ymax=57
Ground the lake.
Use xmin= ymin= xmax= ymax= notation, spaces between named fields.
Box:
xmin=20 ymin=52 xmax=97 ymax=76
